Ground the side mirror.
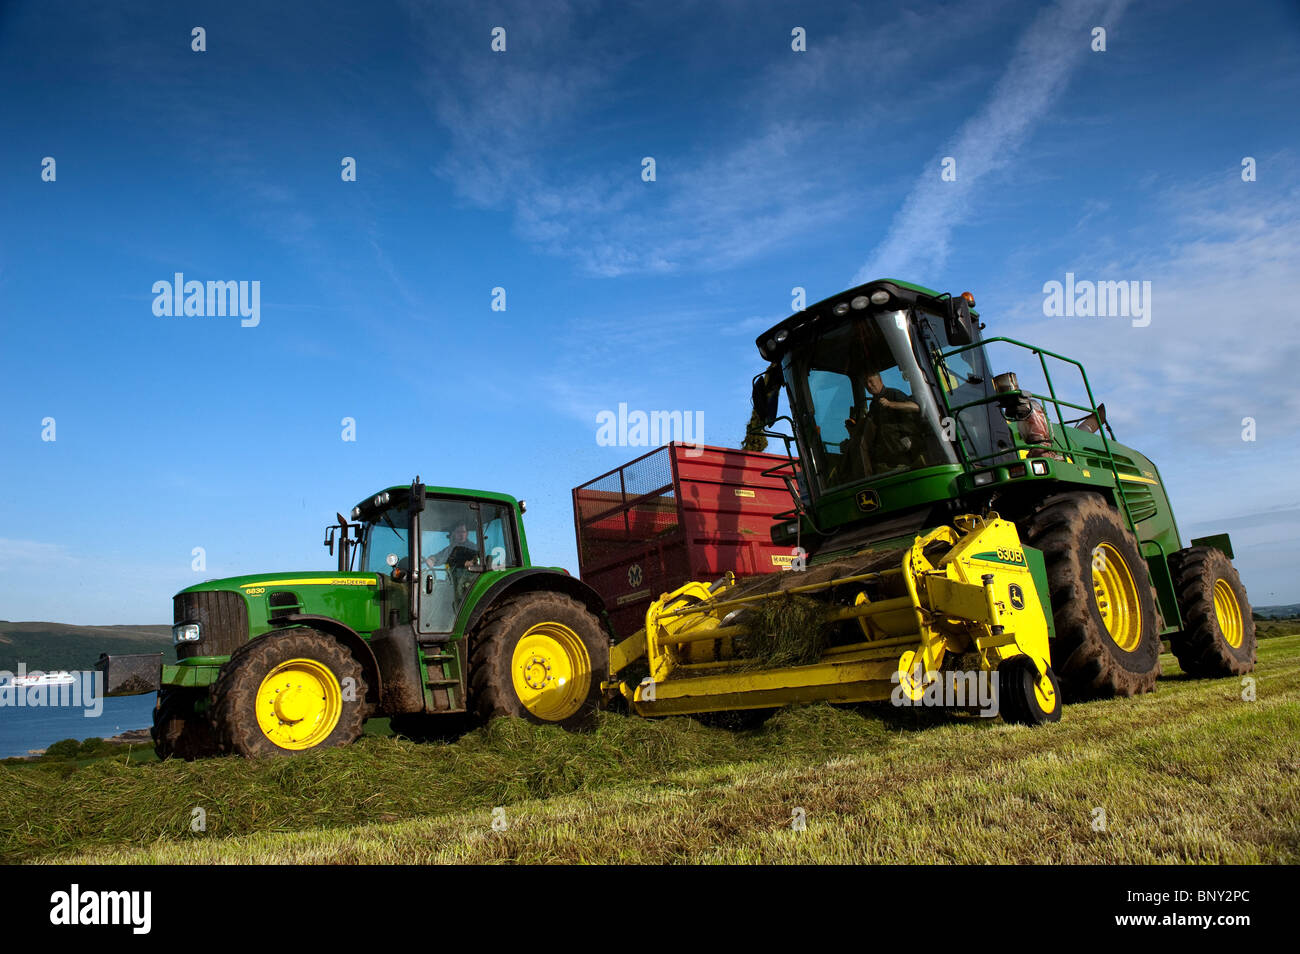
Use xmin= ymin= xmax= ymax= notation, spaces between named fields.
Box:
xmin=751 ymin=368 xmax=780 ymax=427
xmin=945 ymin=297 xmax=975 ymax=346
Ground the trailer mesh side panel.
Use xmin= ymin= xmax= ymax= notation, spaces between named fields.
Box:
xmin=173 ymin=590 xmax=249 ymax=659
xmin=573 ymin=446 xmax=677 ymax=570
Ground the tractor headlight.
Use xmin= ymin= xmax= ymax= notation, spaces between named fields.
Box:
xmin=1030 ymin=459 xmax=1049 ymax=476
xmin=973 ymin=471 xmax=994 ymax=486
xmin=172 ymin=623 xmax=201 ymax=644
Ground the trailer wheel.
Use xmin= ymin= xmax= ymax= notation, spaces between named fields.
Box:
xmin=996 ymin=657 xmax=1062 ymax=726
xmin=1022 ymin=493 xmax=1161 ymax=699
xmin=469 ymin=592 xmax=607 ymax=729
xmin=209 ymin=630 xmax=368 ymax=757
xmin=152 ymin=689 xmax=219 ymax=761
xmin=1168 ymin=547 xmax=1256 ymax=677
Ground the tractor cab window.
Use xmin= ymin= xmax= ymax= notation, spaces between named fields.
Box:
xmin=785 ymin=310 xmax=956 ymax=494
xmin=417 ymin=498 xmax=521 ymax=633
xmin=362 ymin=508 xmax=409 ymax=574
xmin=914 ymin=307 xmax=1015 ymax=469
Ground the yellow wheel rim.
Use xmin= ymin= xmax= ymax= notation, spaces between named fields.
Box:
xmin=1091 ymin=543 xmax=1142 ymax=651
xmin=1213 ymin=579 xmax=1244 ymax=648
xmin=511 ymin=622 xmax=591 ymax=721
xmin=896 ymin=650 xmax=925 ymax=702
xmin=255 ymin=658 xmax=343 ymax=750
xmin=1033 ymin=667 xmax=1058 ymax=714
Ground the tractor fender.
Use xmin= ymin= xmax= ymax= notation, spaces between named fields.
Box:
xmin=248 ymin=616 xmax=383 ymax=708
xmin=462 ymin=568 xmax=613 ymax=640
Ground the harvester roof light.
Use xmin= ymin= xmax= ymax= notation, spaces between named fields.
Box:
xmin=850 ymin=295 xmax=870 ymax=310
xmin=833 ymin=302 xmax=850 ymax=316
xmin=519 ymin=499 xmax=527 ymax=513
xmin=961 ymin=291 xmax=976 ymax=304
xmin=870 ymin=289 xmax=891 ymax=305
xmin=351 ymin=506 xmax=362 ymax=519
xmin=774 ymin=329 xmax=788 ymax=343
xmin=1030 ymin=459 xmax=1049 ymax=476
xmin=373 ymin=491 xmax=391 ymax=508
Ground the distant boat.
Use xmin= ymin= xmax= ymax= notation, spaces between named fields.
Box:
xmin=1 ymin=671 xmax=77 ymax=688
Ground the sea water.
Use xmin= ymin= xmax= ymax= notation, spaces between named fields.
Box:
xmin=0 ymin=693 xmax=157 ymax=758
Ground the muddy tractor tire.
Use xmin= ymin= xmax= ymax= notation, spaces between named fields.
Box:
xmin=152 ymin=689 xmax=219 ymax=761
xmin=1168 ymin=546 xmax=1256 ymax=677
xmin=208 ymin=629 xmax=368 ymax=757
xmin=468 ymin=592 xmax=608 ymax=729
xmin=1023 ymin=493 xmax=1162 ymax=699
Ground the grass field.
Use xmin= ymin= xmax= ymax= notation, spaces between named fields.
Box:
xmin=2 ymin=634 xmax=1297 ymax=865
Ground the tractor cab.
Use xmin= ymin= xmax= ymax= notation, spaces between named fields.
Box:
xmin=754 ymin=280 xmax=1013 ymax=532
xmin=334 ymin=482 xmax=527 ymax=635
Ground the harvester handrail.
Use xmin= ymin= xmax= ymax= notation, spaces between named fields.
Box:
xmin=937 ymin=336 xmax=1138 ymax=532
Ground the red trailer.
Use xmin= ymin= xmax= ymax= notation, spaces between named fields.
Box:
xmin=572 ymin=443 xmax=799 ymax=638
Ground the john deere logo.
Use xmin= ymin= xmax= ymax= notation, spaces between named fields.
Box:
xmin=855 ymin=489 xmax=880 ymax=512
xmin=1009 ymin=583 xmax=1025 ymax=610
xmin=628 ymin=564 xmax=643 ymax=587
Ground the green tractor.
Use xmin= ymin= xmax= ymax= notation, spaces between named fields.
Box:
xmin=99 ymin=481 xmax=610 ymax=758
xmin=747 ymin=278 xmax=1256 ymax=702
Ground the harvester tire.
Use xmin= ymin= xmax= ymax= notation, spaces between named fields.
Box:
xmin=996 ymin=657 xmax=1062 ymax=726
xmin=152 ymin=689 xmax=219 ymax=761
xmin=469 ymin=592 xmax=607 ymax=729
xmin=1168 ymin=547 xmax=1256 ymax=677
xmin=1023 ymin=493 xmax=1161 ymax=699
xmin=208 ymin=630 xmax=368 ymax=757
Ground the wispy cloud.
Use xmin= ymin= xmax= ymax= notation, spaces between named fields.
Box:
xmin=403 ymin=0 xmax=999 ymax=278
xmin=855 ymin=0 xmax=1129 ymax=282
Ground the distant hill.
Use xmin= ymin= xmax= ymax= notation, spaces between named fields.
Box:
xmin=0 ymin=621 xmax=174 ymax=673
xmin=1254 ymin=604 xmax=1300 ymax=620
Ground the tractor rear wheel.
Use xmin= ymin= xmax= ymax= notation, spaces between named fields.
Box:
xmin=209 ymin=630 xmax=368 ymax=757
xmin=152 ymin=689 xmax=219 ymax=760
xmin=1022 ymin=493 xmax=1161 ymax=698
xmin=1168 ymin=547 xmax=1256 ymax=677
xmin=468 ymin=592 xmax=607 ymax=729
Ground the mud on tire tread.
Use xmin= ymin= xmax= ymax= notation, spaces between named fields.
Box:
xmin=468 ymin=592 xmax=607 ymax=729
xmin=152 ymin=689 xmax=219 ymax=761
xmin=1022 ymin=493 xmax=1161 ymax=699
xmin=1168 ymin=547 xmax=1256 ymax=677
xmin=208 ymin=629 xmax=368 ymax=757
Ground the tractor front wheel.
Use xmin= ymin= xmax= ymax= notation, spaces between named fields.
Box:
xmin=469 ymin=592 xmax=607 ymax=729
xmin=209 ymin=630 xmax=368 ymax=757
xmin=1023 ymin=493 xmax=1162 ymax=699
xmin=152 ymin=689 xmax=219 ymax=761
xmin=1169 ymin=547 xmax=1256 ymax=677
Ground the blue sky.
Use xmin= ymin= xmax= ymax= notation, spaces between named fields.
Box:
xmin=1 ymin=0 xmax=1298 ymax=623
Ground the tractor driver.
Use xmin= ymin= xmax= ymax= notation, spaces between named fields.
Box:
xmin=846 ymin=371 xmax=923 ymax=473
xmin=426 ymin=522 xmax=481 ymax=571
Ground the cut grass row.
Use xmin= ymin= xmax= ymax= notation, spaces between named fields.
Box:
xmin=4 ymin=635 xmax=1297 ymax=864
